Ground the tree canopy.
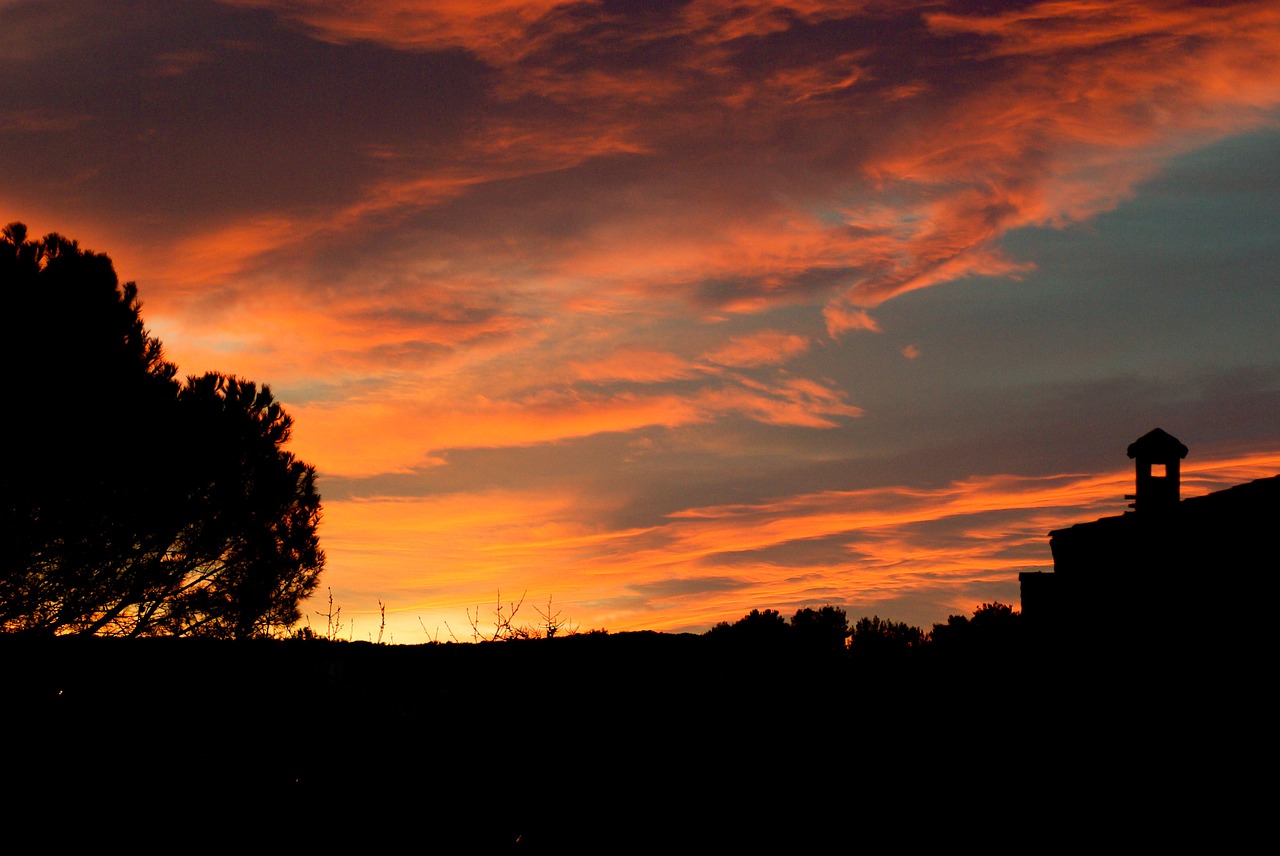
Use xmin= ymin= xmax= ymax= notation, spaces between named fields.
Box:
xmin=1 ymin=223 xmax=323 ymax=637
xmin=849 ymin=615 xmax=924 ymax=659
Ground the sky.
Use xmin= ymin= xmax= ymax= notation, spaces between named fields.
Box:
xmin=3 ymin=0 xmax=1279 ymax=642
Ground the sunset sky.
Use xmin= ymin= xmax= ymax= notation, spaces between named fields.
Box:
xmin=4 ymin=0 xmax=1279 ymax=642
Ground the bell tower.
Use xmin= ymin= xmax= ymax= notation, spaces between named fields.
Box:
xmin=1126 ymin=428 xmax=1187 ymax=514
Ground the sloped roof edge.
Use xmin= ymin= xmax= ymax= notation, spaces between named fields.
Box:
xmin=1127 ymin=428 xmax=1188 ymax=460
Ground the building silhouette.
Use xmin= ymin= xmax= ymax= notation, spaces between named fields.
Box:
xmin=1020 ymin=429 xmax=1280 ymax=633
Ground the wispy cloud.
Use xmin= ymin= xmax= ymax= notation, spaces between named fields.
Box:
xmin=322 ymin=445 xmax=1280 ymax=635
xmin=705 ymin=330 xmax=810 ymax=367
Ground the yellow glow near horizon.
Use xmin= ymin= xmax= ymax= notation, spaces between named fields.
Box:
xmin=314 ymin=449 xmax=1280 ymax=642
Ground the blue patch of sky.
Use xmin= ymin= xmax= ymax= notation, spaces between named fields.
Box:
xmin=872 ymin=127 xmax=1280 ymax=389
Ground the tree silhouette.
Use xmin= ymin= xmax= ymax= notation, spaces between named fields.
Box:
xmin=848 ymin=615 xmax=925 ymax=660
xmin=707 ymin=607 xmax=790 ymax=646
xmin=1 ymin=223 xmax=323 ymax=636
xmin=928 ymin=602 xmax=1021 ymax=653
xmin=790 ymin=605 xmax=849 ymax=656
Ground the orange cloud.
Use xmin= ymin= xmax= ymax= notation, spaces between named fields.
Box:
xmin=189 ymin=1 xmax=1280 ymax=333
xmin=704 ymin=330 xmax=810 ymax=367
xmin=290 ymin=370 xmax=862 ymax=477
xmin=222 ymin=0 xmax=576 ymax=58
xmin=926 ymin=2 xmax=1280 ymax=60
xmin=572 ymin=349 xmax=700 ymax=383
xmin=674 ymin=0 xmax=877 ymax=44
xmin=319 ymin=440 xmax=1280 ymax=643
xmin=828 ymin=1 xmax=1280 ymax=308
xmin=655 ymin=448 xmax=1280 ymax=590
xmin=824 ymin=305 xmax=881 ymax=337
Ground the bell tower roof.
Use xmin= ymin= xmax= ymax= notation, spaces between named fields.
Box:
xmin=1127 ymin=428 xmax=1188 ymax=462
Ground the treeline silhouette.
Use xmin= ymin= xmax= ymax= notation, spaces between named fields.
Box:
xmin=9 ymin=596 xmax=1198 ymax=849
xmin=10 ymin=589 xmax=1251 ymax=851
xmin=705 ymin=601 xmax=1022 ymax=661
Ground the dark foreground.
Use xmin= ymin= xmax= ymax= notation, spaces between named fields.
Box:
xmin=5 ymin=632 xmax=1259 ymax=849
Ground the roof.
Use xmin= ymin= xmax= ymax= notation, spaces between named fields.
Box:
xmin=1126 ymin=428 xmax=1188 ymax=460
xmin=1049 ymin=473 xmax=1280 ymax=538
